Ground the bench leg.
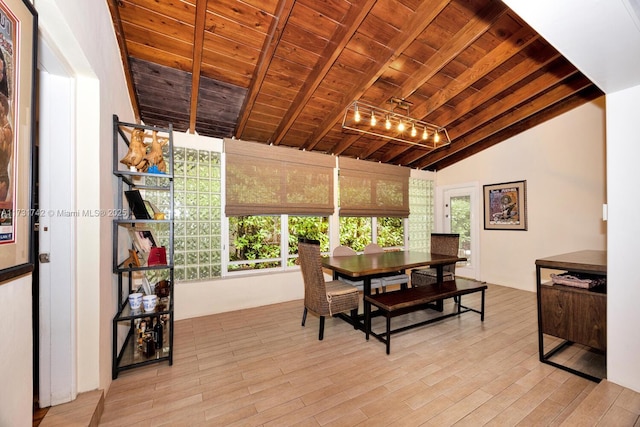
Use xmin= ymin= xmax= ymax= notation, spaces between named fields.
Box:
xmin=481 ymin=289 xmax=485 ymax=321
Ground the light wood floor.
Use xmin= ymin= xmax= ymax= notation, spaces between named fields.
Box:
xmin=99 ymin=283 xmax=640 ymax=426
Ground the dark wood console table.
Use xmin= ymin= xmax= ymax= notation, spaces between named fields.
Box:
xmin=535 ymin=250 xmax=606 ymax=382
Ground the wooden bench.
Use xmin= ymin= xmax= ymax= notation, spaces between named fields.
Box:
xmin=364 ymin=278 xmax=487 ymax=354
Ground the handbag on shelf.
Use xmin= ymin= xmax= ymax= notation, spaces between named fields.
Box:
xmin=147 ymin=246 xmax=167 ymax=266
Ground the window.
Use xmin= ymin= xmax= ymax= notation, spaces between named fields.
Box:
xmin=224 ymin=139 xmax=334 ymax=274
xmin=227 ymin=215 xmax=329 ymax=272
xmin=337 ymin=157 xmax=410 ymax=252
xmin=339 ymin=217 xmax=372 ymax=251
xmin=338 ymin=217 xmax=404 ymax=251
xmin=287 ymin=216 xmax=330 ymax=264
xmin=228 ymin=215 xmax=281 ymax=271
xmin=376 ymin=217 xmax=404 ymax=248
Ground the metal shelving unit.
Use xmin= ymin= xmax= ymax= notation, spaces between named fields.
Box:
xmin=112 ymin=115 xmax=175 ymax=379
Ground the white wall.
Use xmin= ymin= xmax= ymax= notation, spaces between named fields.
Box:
xmin=0 ymin=275 xmax=32 ymax=426
xmin=436 ymin=99 xmax=607 ymax=291
xmin=606 ymin=84 xmax=640 ymax=391
xmin=177 ymin=271 xmax=305 ymax=320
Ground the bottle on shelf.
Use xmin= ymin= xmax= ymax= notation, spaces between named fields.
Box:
xmin=154 ymin=317 xmax=163 ymax=350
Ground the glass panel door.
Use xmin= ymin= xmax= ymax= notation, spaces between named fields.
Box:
xmin=442 ymin=185 xmax=479 ymax=279
xmin=447 ymin=194 xmax=471 ymax=267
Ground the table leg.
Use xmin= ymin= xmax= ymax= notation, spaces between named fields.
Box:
xmin=364 ymin=298 xmax=370 ymax=341
xmin=360 ymin=277 xmax=372 ymax=331
xmin=363 ymin=277 xmax=371 ymax=297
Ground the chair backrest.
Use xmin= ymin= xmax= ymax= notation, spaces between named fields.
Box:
xmin=298 ymin=238 xmax=329 ymax=315
xmin=430 ymin=233 xmax=460 ymax=274
xmin=363 ymin=243 xmax=384 ymax=254
xmin=333 ymin=245 xmax=357 ymax=257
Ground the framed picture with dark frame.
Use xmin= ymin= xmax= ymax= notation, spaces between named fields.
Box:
xmin=0 ymin=0 xmax=37 ymax=284
xmin=483 ymin=180 xmax=527 ymax=231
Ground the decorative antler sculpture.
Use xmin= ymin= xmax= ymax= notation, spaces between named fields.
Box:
xmin=119 ymin=128 xmax=148 ymax=171
xmin=143 ymin=130 xmax=168 ymax=173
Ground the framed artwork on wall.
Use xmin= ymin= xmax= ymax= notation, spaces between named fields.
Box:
xmin=0 ymin=0 xmax=37 ymax=284
xmin=483 ymin=180 xmax=527 ymax=231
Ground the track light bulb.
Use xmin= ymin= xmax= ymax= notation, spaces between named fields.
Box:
xmin=385 ymin=116 xmax=391 ymax=130
xmin=370 ymin=111 xmax=376 ymax=126
xmin=434 ymin=130 xmax=440 ymax=143
xmin=398 ymin=120 xmax=405 ymax=132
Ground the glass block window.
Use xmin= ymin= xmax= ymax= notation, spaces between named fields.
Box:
xmin=408 ymin=177 xmax=435 ymax=252
xmin=146 ymin=147 xmax=222 ymax=282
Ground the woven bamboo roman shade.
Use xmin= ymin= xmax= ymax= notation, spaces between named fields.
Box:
xmin=338 ymin=157 xmax=410 ymax=217
xmin=225 ymin=139 xmax=335 ymax=216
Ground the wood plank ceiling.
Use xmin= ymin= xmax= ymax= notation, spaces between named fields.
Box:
xmin=107 ymin=0 xmax=603 ymax=171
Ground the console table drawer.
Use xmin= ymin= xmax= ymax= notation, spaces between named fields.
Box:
xmin=540 ymin=284 xmax=606 ymax=351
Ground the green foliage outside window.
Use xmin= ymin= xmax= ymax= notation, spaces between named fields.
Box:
xmin=376 ymin=217 xmax=404 ymax=247
xmin=450 ymin=196 xmax=471 ymax=253
xmin=228 ymin=216 xmax=329 ymax=269
xmin=288 ymin=216 xmax=329 ymax=253
xmin=339 ymin=217 xmax=372 ymax=251
xmin=339 ymin=217 xmax=403 ymax=251
xmin=228 ymin=216 xmax=281 ymax=270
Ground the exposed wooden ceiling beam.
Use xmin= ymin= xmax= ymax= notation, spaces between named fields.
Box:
xmin=396 ymin=60 xmax=579 ymax=166
xmin=333 ymin=1 xmax=507 ymax=158
xmin=269 ymin=0 xmax=377 ymax=146
xmin=359 ymin=9 xmax=534 ymax=160
xmin=235 ymin=0 xmax=296 ymax=138
xmin=301 ymin=0 xmax=451 ymax=151
xmin=412 ymin=74 xmax=595 ymax=169
xmin=107 ymin=0 xmax=141 ymax=122
xmin=381 ymin=50 xmax=563 ymax=163
xmin=398 ymin=1 xmax=508 ymax=100
xmin=188 ymin=0 xmax=207 ymax=134
xmin=427 ymin=86 xmax=603 ymax=170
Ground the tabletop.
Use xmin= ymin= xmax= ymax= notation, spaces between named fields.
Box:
xmin=322 ymin=250 xmax=465 ymax=278
xmin=535 ymin=250 xmax=606 ymax=274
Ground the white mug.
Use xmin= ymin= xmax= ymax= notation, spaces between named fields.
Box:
xmin=128 ymin=293 xmax=143 ymax=310
xmin=142 ymin=295 xmax=158 ymax=312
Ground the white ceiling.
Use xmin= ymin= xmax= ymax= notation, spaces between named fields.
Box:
xmin=503 ymin=0 xmax=640 ymax=94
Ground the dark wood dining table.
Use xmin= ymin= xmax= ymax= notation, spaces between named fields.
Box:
xmin=322 ymin=250 xmax=466 ymax=327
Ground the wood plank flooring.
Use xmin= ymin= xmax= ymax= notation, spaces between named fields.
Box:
xmin=99 ymin=284 xmax=640 ymax=426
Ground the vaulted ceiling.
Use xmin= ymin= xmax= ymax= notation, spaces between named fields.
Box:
xmin=107 ymin=0 xmax=603 ymax=170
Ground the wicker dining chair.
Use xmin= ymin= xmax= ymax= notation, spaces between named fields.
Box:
xmin=298 ymin=238 xmax=360 ymax=340
xmin=411 ymin=233 xmax=460 ymax=287
xmin=363 ymin=243 xmax=410 ymax=290
xmin=333 ymin=245 xmax=385 ymax=293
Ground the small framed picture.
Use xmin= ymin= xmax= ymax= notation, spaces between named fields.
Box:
xmin=483 ymin=180 xmax=527 ymax=231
